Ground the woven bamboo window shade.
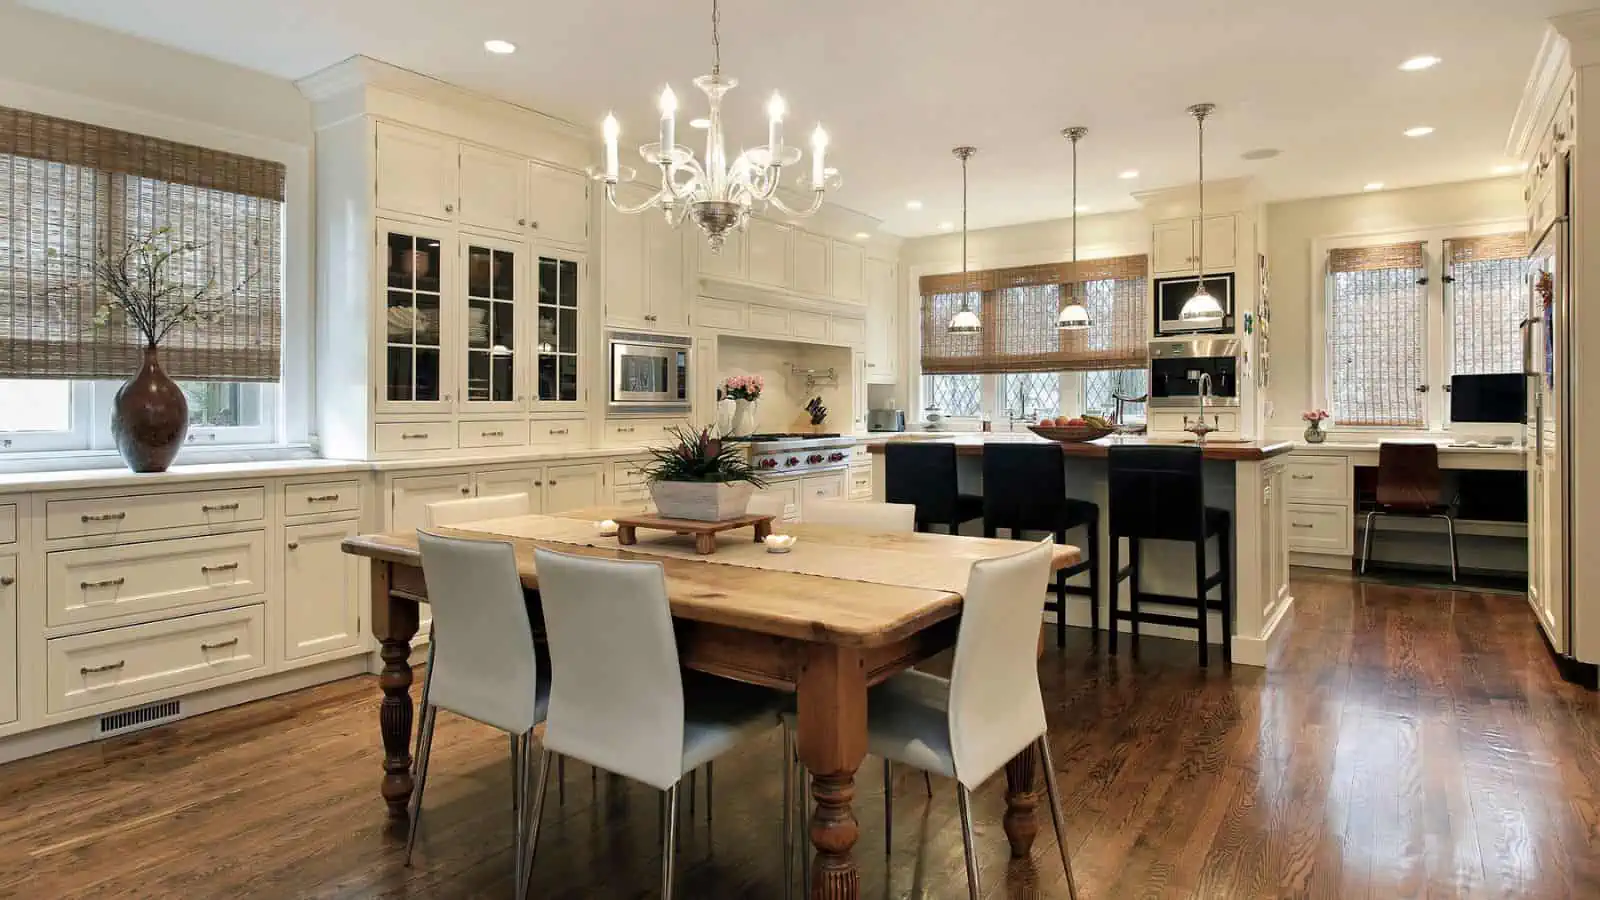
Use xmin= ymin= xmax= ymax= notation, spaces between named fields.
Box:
xmin=1446 ymin=231 xmax=1528 ymax=376
xmin=919 ymin=254 xmax=1148 ymax=374
xmin=1326 ymin=240 xmax=1427 ymax=427
xmin=0 ymin=107 xmax=286 ymax=381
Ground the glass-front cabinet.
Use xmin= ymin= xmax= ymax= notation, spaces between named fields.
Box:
xmin=534 ymin=252 xmax=584 ymax=407
xmin=379 ymin=221 xmax=453 ymax=414
xmin=460 ymin=234 xmax=526 ymax=414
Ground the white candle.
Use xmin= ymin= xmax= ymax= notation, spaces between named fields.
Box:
xmin=766 ymin=92 xmax=786 ymax=162
xmin=602 ymin=113 xmax=620 ymax=182
xmin=658 ymin=87 xmax=677 ymax=165
xmin=810 ymin=125 xmax=828 ymax=189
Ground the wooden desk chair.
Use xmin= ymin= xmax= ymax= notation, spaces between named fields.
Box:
xmin=1361 ymin=442 xmax=1459 ymax=581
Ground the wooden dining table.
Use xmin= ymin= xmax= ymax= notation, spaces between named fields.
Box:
xmin=342 ymin=508 xmax=1081 ymax=900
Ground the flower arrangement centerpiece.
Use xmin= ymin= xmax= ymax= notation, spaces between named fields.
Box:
xmin=644 ymin=426 xmax=768 ymax=521
xmin=1301 ymin=409 xmax=1331 ymax=444
xmin=722 ymin=374 xmax=765 ymax=436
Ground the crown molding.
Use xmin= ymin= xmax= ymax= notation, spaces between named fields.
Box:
xmin=1507 ymin=25 xmax=1572 ymax=158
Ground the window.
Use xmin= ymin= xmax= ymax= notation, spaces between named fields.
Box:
xmin=1320 ymin=228 xmax=1526 ymax=430
xmin=1083 ymin=369 xmax=1148 ymax=423
xmin=924 ymin=372 xmax=982 ymax=418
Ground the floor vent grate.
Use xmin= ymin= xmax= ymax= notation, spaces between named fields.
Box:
xmin=99 ymin=699 xmax=182 ymax=735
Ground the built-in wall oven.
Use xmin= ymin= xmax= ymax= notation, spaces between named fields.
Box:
xmin=608 ymin=330 xmax=692 ymax=415
xmin=1148 ymin=337 xmax=1240 ymax=409
xmin=1155 ymin=273 xmax=1235 ymax=336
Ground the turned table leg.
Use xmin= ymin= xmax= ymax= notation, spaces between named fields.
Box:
xmin=797 ymin=643 xmax=867 ymax=900
xmin=1003 ymin=741 xmax=1042 ymax=858
xmin=371 ymin=561 xmax=421 ymax=819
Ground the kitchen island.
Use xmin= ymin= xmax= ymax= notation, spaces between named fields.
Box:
xmin=868 ymin=433 xmax=1296 ymax=666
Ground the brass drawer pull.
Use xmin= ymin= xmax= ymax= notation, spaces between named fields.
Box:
xmin=81 ymin=577 xmax=125 ymax=589
xmin=481 ymin=430 xmax=506 ymax=438
xmin=1290 ymin=474 xmax=1315 ymax=480
xmin=401 ymin=432 xmax=429 ymax=440
xmin=306 ymin=494 xmax=341 ymax=503
xmin=1291 ymin=523 xmax=1314 ymax=529
xmin=202 ymin=502 xmax=241 ymax=513
xmin=81 ymin=661 xmax=125 ymax=675
xmin=81 ymin=512 xmax=126 ymax=523
xmin=617 ymin=426 xmax=635 ymax=433
xmin=548 ymin=428 xmax=569 ymax=435
xmin=201 ymin=638 xmax=240 ymax=651
xmin=201 ymin=562 xmax=240 ymax=574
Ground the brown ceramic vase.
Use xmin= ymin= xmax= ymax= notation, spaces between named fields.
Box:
xmin=111 ymin=347 xmax=188 ymax=472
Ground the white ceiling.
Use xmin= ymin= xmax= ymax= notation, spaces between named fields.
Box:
xmin=20 ymin=0 xmax=1587 ymax=235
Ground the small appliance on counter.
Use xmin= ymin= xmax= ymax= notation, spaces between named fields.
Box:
xmin=1148 ymin=337 xmax=1241 ymax=409
xmin=867 ymin=408 xmax=906 ymax=432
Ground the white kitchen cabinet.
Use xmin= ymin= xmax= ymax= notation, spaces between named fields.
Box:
xmin=474 ymin=467 xmax=548 ymax=513
xmin=1260 ymin=462 xmax=1291 ymax=622
xmin=1152 ymin=215 xmax=1238 ymax=275
xmin=390 ymin=472 xmax=474 ymax=530
xmin=378 ymin=220 xmax=455 ymax=414
xmin=605 ymin=191 xmax=689 ymax=330
xmin=532 ymin=251 xmax=586 ymax=408
xmin=0 ymin=555 xmax=14 ymax=725
xmin=544 ymin=463 xmax=605 ymax=512
xmin=758 ymin=479 xmax=803 ymax=522
xmin=646 ymin=213 xmax=689 ymax=329
xmin=698 ymin=229 xmax=745 ymax=280
xmin=852 ymin=349 xmax=869 ymax=431
xmin=458 ymin=144 xmax=528 ymax=234
xmin=374 ymin=122 xmax=456 ymax=221
xmin=527 ymin=162 xmax=590 ymax=248
xmin=831 ymin=241 xmax=864 ymax=303
xmin=283 ymin=520 xmax=363 ymax=662
xmin=864 ymin=257 xmax=898 ymax=381
xmin=459 ymin=232 xmax=529 ymax=415
xmin=794 ymin=231 xmax=830 ymax=296
xmin=800 ymin=472 xmax=848 ymax=518
xmin=747 ymin=219 xmax=791 ymax=288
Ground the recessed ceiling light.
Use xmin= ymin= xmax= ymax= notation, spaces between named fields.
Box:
xmin=906 ymin=200 xmax=924 ymax=211
xmin=1492 ymin=162 xmax=1528 ymax=175
xmin=854 ymin=231 xmax=871 ymax=239
xmin=1363 ymin=182 xmax=1385 ymax=191
xmin=1399 ymin=55 xmax=1441 ymax=71
xmin=483 ymin=39 xmax=517 ymax=54
xmin=937 ymin=222 xmax=954 ymax=231
xmin=689 ymin=118 xmax=711 ymax=129
xmin=1404 ymin=126 xmax=1435 ymax=138
xmin=1118 ymin=169 xmax=1139 ymax=179
xmin=1241 ymin=148 xmax=1281 ymax=161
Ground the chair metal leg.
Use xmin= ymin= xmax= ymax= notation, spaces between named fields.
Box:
xmin=1360 ymin=510 xmax=1378 ymax=574
xmin=518 ymin=749 xmax=554 ymax=899
xmin=1195 ymin=535 xmax=1209 ymax=668
xmin=662 ymin=784 xmax=681 ymax=900
xmin=1053 ymin=528 xmax=1068 ymax=649
xmin=924 ymin=771 xmax=933 ymax=798
xmin=514 ymin=733 xmax=531 ymax=898
xmin=957 ymin=785 xmax=981 ymax=900
xmin=509 ymin=734 xmax=521 ymax=817
xmin=412 ymin=639 xmax=436 ymax=766
xmin=1439 ymin=514 xmax=1459 ymax=582
xmin=404 ymin=703 xmax=439 ymax=867
xmin=1037 ymin=737 xmax=1081 ymax=900
xmin=883 ymin=759 xmax=894 ymax=858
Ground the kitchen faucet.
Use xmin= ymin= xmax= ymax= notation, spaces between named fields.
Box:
xmin=1184 ymin=373 xmax=1217 ymax=444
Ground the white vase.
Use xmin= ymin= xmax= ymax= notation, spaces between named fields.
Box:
xmin=716 ymin=397 xmax=737 ymax=435
xmin=732 ymin=398 xmax=759 ymax=436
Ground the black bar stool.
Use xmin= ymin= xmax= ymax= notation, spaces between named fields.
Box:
xmin=1106 ymin=446 xmax=1233 ymax=667
xmin=980 ymin=442 xmax=1101 ymax=648
xmin=884 ymin=442 xmax=983 ymax=534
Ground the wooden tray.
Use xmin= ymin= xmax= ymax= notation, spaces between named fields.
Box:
xmin=614 ymin=512 xmax=776 ymax=555
xmin=1027 ymin=423 xmax=1115 ymax=443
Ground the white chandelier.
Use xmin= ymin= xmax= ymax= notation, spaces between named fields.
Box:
xmin=598 ymin=0 xmax=839 ymax=252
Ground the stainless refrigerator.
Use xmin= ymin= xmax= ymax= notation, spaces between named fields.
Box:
xmin=1525 ymin=151 xmax=1571 ymax=661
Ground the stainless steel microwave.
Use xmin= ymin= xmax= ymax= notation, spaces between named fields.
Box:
xmin=1155 ymin=273 xmax=1235 ymax=336
xmin=608 ymin=330 xmax=691 ymax=414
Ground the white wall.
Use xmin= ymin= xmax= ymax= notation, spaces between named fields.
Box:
xmin=0 ymin=3 xmax=316 ymax=445
xmin=1262 ymin=178 xmax=1524 ymax=436
xmin=715 ymin=337 xmax=851 ymax=433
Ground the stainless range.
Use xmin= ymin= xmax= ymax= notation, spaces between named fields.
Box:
xmin=731 ymin=433 xmax=856 ymax=476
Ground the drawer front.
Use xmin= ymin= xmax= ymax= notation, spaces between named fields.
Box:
xmin=458 ymin=419 xmax=530 ymax=449
xmin=529 ymin=418 xmax=589 ymax=448
xmin=613 ymin=485 xmax=653 ymax=512
xmin=47 ymin=531 xmax=267 ymax=628
xmin=790 ymin=311 xmax=828 ymax=340
xmin=748 ymin=305 xmax=788 ymax=335
xmin=850 ymin=444 xmax=871 ymax=463
xmin=375 ymin=422 xmax=455 ymax=453
xmin=1285 ymin=456 xmax=1350 ymax=502
xmin=830 ymin=317 xmax=865 ymax=345
xmin=0 ymin=503 xmax=14 ymax=544
xmin=605 ymin=418 xmax=687 ymax=445
xmin=697 ymin=298 xmax=747 ymax=331
xmin=1287 ymin=503 xmax=1352 ymax=554
xmin=47 ymin=487 xmax=265 ymax=540
xmin=849 ymin=468 xmax=872 ymax=499
xmin=283 ymin=480 xmax=361 ymax=518
xmin=612 ymin=460 xmax=650 ymax=488
xmin=47 ymin=604 xmax=266 ymax=715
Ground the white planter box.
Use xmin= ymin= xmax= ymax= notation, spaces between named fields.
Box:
xmin=648 ymin=481 xmax=755 ymax=522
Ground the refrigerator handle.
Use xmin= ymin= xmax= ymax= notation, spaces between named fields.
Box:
xmin=1520 ymin=316 xmax=1541 ymax=378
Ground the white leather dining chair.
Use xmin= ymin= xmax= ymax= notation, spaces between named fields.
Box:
xmin=522 ymin=546 xmax=785 ymax=899
xmin=800 ymin=498 xmax=916 ymax=532
xmin=409 ymin=531 xmax=550 ymax=899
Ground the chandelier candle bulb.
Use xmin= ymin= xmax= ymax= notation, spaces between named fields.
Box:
xmin=659 ymin=87 xmax=677 ymax=160
xmin=811 ymin=125 xmax=828 ymax=187
xmin=603 ymin=113 xmax=620 ymax=182
xmin=767 ymin=92 xmax=785 ymax=158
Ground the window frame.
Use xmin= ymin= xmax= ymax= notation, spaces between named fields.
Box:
xmin=1311 ymin=219 xmax=1526 ymax=435
xmin=920 ymin=370 xmax=1147 ymax=430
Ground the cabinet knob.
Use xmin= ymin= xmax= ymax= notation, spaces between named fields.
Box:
xmin=518 ymin=218 xmax=527 ymax=226
xmin=536 ymin=480 xmax=545 ymax=487
xmin=444 ymin=393 xmax=452 ymax=402
xmin=287 ymin=542 xmax=298 ymax=551
xmin=445 ymin=203 xmax=455 ymax=213
xmin=0 ymin=575 xmax=12 ymax=587
xmin=549 ymin=480 xmax=558 ymax=486
xmin=530 ymin=220 xmax=539 ymax=230
xmin=460 ymin=487 xmax=471 ymax=495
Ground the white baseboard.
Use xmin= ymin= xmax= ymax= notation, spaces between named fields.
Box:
xmin=1291 ymin=551 xmax=1351 ymax=570
xmin=1231 ymin=589 xmax=1294 ymax=667
xmin=1047 ymin=590 xmax=1290 ymax=669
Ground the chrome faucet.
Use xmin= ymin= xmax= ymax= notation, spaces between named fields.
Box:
xmin=1184 ymin=373 xmax=1217 ymax=444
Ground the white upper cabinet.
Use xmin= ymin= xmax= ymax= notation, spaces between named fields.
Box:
xmin=746 ymin=219 xmax=791 ymax=288
xmin=793 ymin=232 xmax=830 ymax=296
xmin=1151 ymin=214 xmax=1238 ymax=275
xmin=602 ymin=190 xmax=648 ymax=327
xmin=864 ymin=257 xmax=898 ymax=382
xmin=646 ymin=214 xmax=689 ymax=329
xmin=458 ymin=232 xmax=528 ymax=414
xmin=1201 ymin=214 xmax=1237 ymax=272
xmin=698 ymin=229 xmax=745 ymax=280
xmin=375 ymin=122 xmax=456 ymax=221
xmin=831 ymin=240 xmax=864 ymax=303
xmin=527 ymin=162 xmax=590 ymax=248
xmin=378 ymin=220 xmax=455 ymax=414
xmin=458 ymin=144 xmax=529 ymax=233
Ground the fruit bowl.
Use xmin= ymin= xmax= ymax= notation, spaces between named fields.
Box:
xmin=1027 ymin=421 xmax=1115 ymax=443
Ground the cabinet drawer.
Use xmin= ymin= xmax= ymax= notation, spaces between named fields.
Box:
xmin=47 ymin=531 xmax=267 ymax=628
xmin=613 ymin=486 xmax=653 ymax=511
xmin=748 ymin=305 xmax=788 ymax=335
xmin=612 ymin=460 xmax=650 ymax=487
xmin=1285 ymin=456 xmax=1349 ymax=502
xmin=46 ymin=604 xmax=266 ymax=715
xmin=849 ymin=468 xmax=872 ymax=498
xmin=0 ymin=503 xmax=14 ymax=544
xmin=529 ymin=418 xmax=589 ymax=448
xmin=1287 ymin=503 xmax=1352 ymax=554
xmin=790 ymin=311 xmax=828 ymax=340
xmin=605 ymin=418 xmax=686 ymax=445
xmin=830 ymin=317 xmax=865 ymax=345
xmin=283 ymin=480 xmax=361 ymax=518
xmin=697 ymin=298 xmax=747 ymax=331
xmin=47 ymin=487 xmax=264 ymax=540
xmin=459 ymin=419 xmax=530 ymax=449
xmin=375 ymin=422 xmax=455 ymax=453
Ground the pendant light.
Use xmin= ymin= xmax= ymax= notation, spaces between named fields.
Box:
xmin=1179 ymin=103 xmax=1225 ymax=324
xmin=1057 ymin=126 xmax=1091 ymax=331
xmin=946 ymin=146 xmax=981 ymax=334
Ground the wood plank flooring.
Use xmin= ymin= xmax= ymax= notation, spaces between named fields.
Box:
xmin=0 ymin=570 xmax=1596 ymax=898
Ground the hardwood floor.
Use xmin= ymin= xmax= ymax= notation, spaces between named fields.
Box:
xmin=0 ymin=570 xmax=1596 ymax=899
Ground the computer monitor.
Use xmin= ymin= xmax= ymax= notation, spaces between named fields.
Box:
xmin=1450 ymin=373 xmax=1526 ymax=423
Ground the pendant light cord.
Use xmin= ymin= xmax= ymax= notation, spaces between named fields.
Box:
xmin=1196 ymin=109 xmax=1205 ymax=278
xmin=711 ymin=0 xmax=721 ymax=78
xmin=961 ymin=153 xmax=968 ymax=278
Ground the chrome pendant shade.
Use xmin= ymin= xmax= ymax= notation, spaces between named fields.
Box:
xmin=1057 ymin=126 xmax=1092 ymax=331
xmin=597 ymin=0 xmax=838 ymax=252
xmin=1179 ymin=102 xmax=1225 ymax=324
xmin=946 ymin=146 xmax=981 ymax=335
